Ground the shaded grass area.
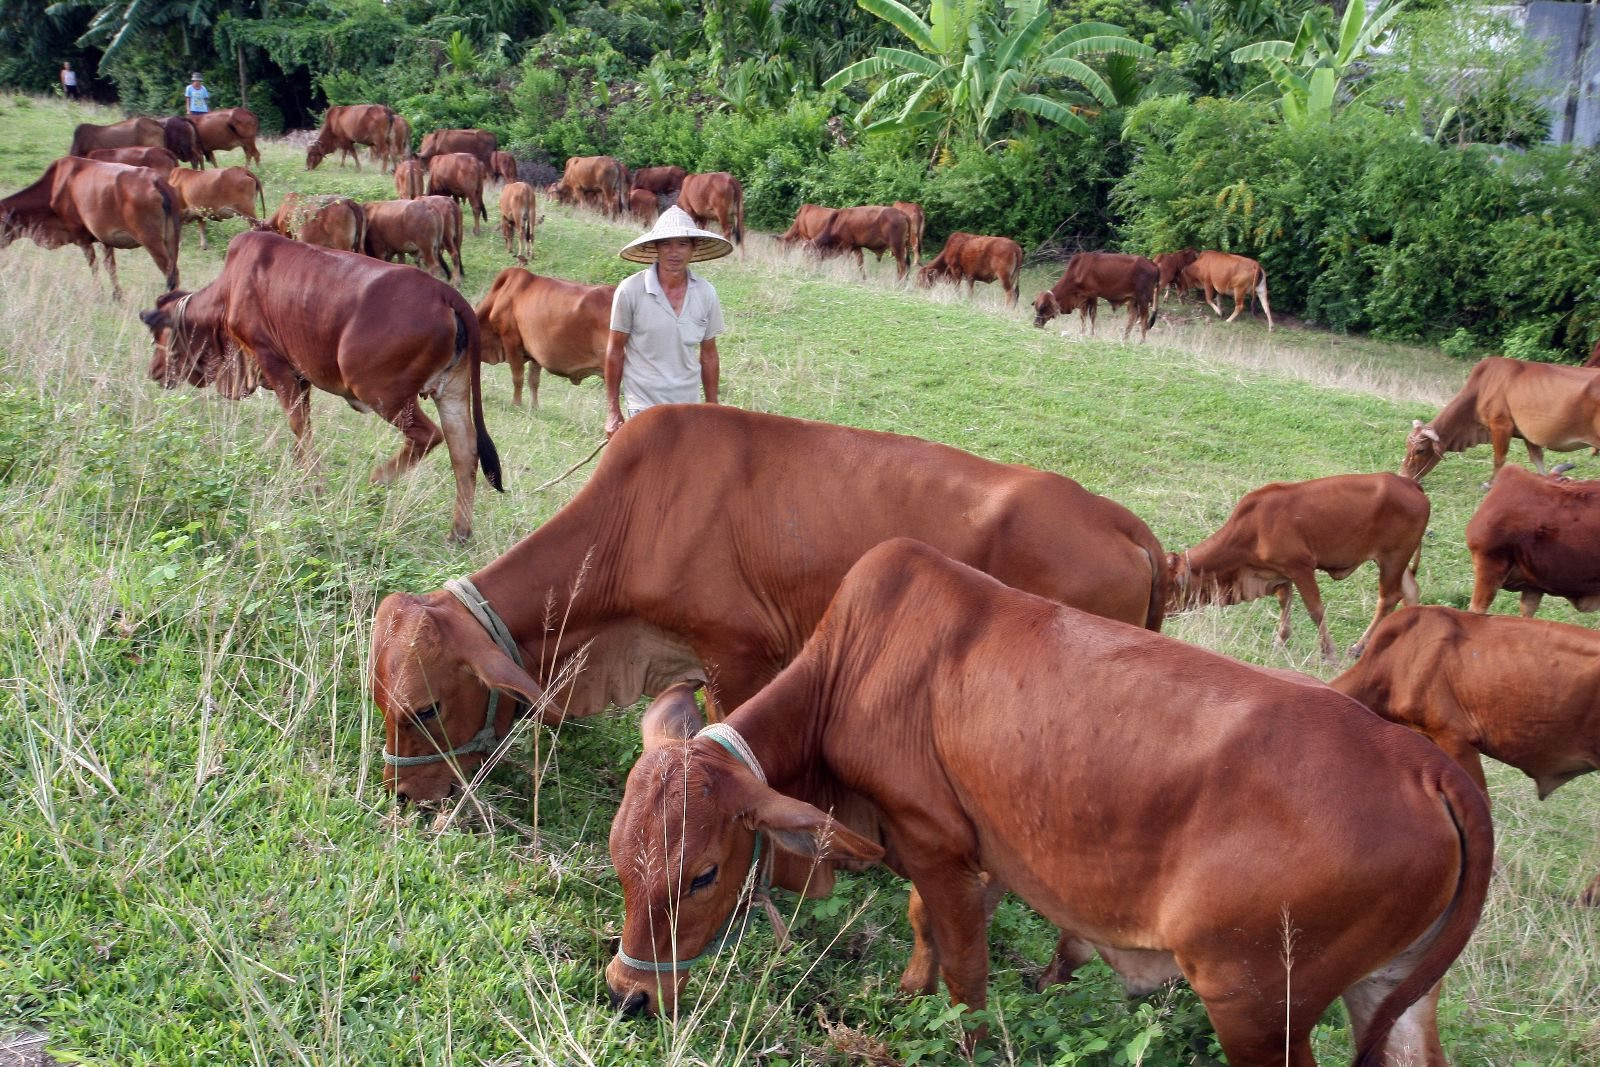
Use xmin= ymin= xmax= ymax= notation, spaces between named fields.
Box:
xmin=2 ymin=93 xmax=1597 ymax=1065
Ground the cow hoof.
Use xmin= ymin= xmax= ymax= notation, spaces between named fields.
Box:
xmin=446 ymin=528 xmax=472 ymax=546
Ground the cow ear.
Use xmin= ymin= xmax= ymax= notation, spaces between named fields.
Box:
xmin=139 ymin=307 xmax=169 ymax=333
xmin=640 ymin=683 xmax=705 ymax=751
xmin=735 ymin=785 xmax=884 ymax=865
xmin=466 ymin=648 xmax=545 ymax=712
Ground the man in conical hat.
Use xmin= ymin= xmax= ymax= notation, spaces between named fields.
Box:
xmin=605 ymin=205 xmax=733 ymax=438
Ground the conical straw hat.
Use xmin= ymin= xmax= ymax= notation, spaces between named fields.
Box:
xmin=619 ymin=205 xmax=733 ymax=264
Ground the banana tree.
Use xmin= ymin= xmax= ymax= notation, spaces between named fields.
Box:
xmin=823 ymin=0 xmax=1153 ymax=152
xmin=1229 ymin=0 xmax=1405 ymax=125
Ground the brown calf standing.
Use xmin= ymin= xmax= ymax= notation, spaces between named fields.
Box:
xmin=394 ymin=159 xmax=425 ymax=200
xmin=362 ymin=198 xmax=448 ymax=279
xmin=166 ymin=166 xmax=264 ymax=249
xmin=474 ymin=267 xmax=613 ymax=407
xmin=1032 ymin=251 xmax=1159 ymax=342
xmin=498 ymin=182 xmax=537 ymax=264
xmin=917 ymin=232 xmax=1023 ymax=307
xmin=425 ymin=152 xmax=487 ymax=236
xmin=416 ymin=194 xmax=464 ymax=280
xmin=1177 ymin=250 xmax=1273 ymax=330
xmin=268 ymin=193 xmax=366 ymax=253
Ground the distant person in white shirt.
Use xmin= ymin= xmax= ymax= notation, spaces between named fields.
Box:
xmin=60 ymin=62 xmax=79 ymax=100
xmin=605 ymin=206 xmax=731 ymax=439
xmin=184 ymin=72 xmax=210 ymax=115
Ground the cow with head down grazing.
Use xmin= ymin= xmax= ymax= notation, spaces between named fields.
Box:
xmin=917 ymin=232 xmax=1023 ymax=307
xmin=307 ymin=104 xmax=396 ymax=171
xmin=268 ymin=192 xmax=366 ymax=252
xmin=1033 ymin=252 xmax=1158 ymax=342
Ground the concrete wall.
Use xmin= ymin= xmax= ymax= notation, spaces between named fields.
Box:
xmin=1521 ymin=1 xmax=1600 ymax=147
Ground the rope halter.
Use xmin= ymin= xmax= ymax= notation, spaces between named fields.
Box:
xmin=615 ymin=722 xmax=789 ymax=974
xmin=382 ymin=577 xmax=525 ymax=768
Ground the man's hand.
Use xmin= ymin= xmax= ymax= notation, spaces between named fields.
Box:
xmin=605 ymin=408 xmax=625 ymax=439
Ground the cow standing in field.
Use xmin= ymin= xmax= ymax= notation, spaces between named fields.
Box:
xmin=677 ymin=172 xmax=744 ymax=250
xmin=1463 ymin=463 xmax=1600 ymax=616
xmin=188 ymin=108 xmax=261 ymax=167
xmin=497 ymin=182 xmax=537 ymax=263
xmin=394 ymin=159 xmax=424 ymax=200
xmin=159 ymin=117 xmax=205 ymax=168
xmin=165 ymin=166 xmax=264 ymax=249
xmin=369 ymin=404 xmax=1167 ymax=804
xmin=1154 ymin=248 xmax=1197 ymax=299
xmin=426 ymin=153 xmax=487 ymax=236
xmin=68 ymin=116 xmax=165 ymax=157
xmin=489 ymin=150 xmax=518 ymax=185
xmin=474 ymin=267 xmax=612 ymax=407
xmin=553 ymin=155 xmax=627 ymax=218
xmin=387 ymin=115 xmax=413 ymax=166
xmin=87 ymin=146 xmax=180 ymax=172
xmin=307 ymin=104 xmax=396 ymax=171
xmin=1 ymin=156 xmax=180 ymax=299
xmin=893 ymin=200 xmax=925 ymax=264
xmin=418 ymin=128 xmax=496 ymax=168
xmin=630 ymin=165 xmax=685 ymax=199
xmin=1168 ymin=473 xmax=1429 ymax=661
xmin=362 ymin=198 xmax=448 ymax=279
xmin=808 ymin=205 xmax=909 ymax=279
xmin=1176 ymin=250 xmax=1273 ymax=330
xmin=1032 ymin=252 xmax=1159 ymax=342
xmin=917 ymin=232 xmax=1024 ymax=307
xmin=605 ymin=538 xmax=1492 ymax=1067
xmin=1331 ymin=605 xmax=1600 ymax=905
xmin=776 ymin=203 xmax=837 ymax=248
xmin=1402 ymin=356 xmax=1600 ymax=480
xmin=626 ymin=188 xmax=658 ymax=227
xmin=417 ymin=194 xmax=464 ymax=281
xmin=139 ymin=231 xmax=500 ymax=542
xmin=267 ymin=192 xmax=366 ymax=252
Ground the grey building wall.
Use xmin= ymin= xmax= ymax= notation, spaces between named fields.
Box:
xmin=1521 ymin=0 xmax=1600 ymax=147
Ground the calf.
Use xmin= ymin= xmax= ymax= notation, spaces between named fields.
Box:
xmin=1465 ymin=463 xmax=1600 ymax=616
xmin=1168 ymin=472 xmax=1429 ymax=661
xmin=677 ymin=172 xmax=744 ymax=250
xmin=189 ymin=108 xmax=261 ymax=167
xmin=892 ymin=200 xmax=925 ymax=264
xmin=267 ymin=193 xmax=366 ymax=253
xmin=425 ymin=152 xmax=487 ymax=236
xmin=1177 ymin=250 xmax=1273 ymax=330
xmin=606 ymin=539 xmax=1491 ymax=1067
xmin=159 ymin=117 xmax=205 ymax=168
xmin=809 ymin=205 xmax=909 ymax=279
xmin=165 ymin=166 xmax=264 ymax=249
xmin=1032 ymin=252 xmax=1158 ymax=342
xmin=362 ymin=198 xmax=448 ymax=278
xmin=554 ymin=155 xmax=626 ymax=218
xmin=917 ymin=232 xmax=1024 ymax=307
xmin=627 ymin=188 xmax=658 ymax=227
xmin=498 ymin=182 xmax=537 ymax=263
xmin=1331 ymin=605 xmax=1600 ymax=904
xmin=1154 ymin=248 xmax=1198 ymax=299
xmin=394 ymin=159 xmax=425 ymax=200
xmin=630 ymin=165 xmax=685 ymax=198
xmin=474 ymin=268 xmax=612 ymax=406
xmin=307 ymin=104 xmax=396 ymax=171
xmin=489 ymin=150 xmax=518 ymax=185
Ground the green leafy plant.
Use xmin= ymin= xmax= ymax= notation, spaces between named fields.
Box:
xmin=1230 ymin=0 xmax=1405 ymax=125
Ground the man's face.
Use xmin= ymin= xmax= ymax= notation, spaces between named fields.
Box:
xmin=657 ymin=237 xmax=693 ymax=272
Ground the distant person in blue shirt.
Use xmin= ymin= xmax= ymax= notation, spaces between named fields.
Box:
xmin=184 ymin=72 xmax=209 ymax=116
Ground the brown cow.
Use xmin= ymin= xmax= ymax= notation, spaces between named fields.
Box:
xmin=165 ymin=166 xmax=265 ymax=249
xmin=1402 ymin=357 xmax=1600 ymax=480
xmin=425 ymin=152 xmax=487 ymax=236
xmin=1168 ymin=473 xmax=1429 ymax=662
xmin=776 ymin=203 xmax=837 ymax=247
xmin=604 ymin=538 xmax=1492 ymax=1067
xmin=1 ymin=157 xmax=180 ymax=299
xmin=394 ymin=159 xmax=425 ymax=200
xmin=68 ymin=116 xmax=164 ymax=157
xmin=1331 ymin=605 xmax=1600 ymax=904
xmin=497 ymin=182 xmax=537 ymax=263
xmin=388 ymin=115 xmax=413 ymax=165
xmin=554 ymin=155 xmax=627 ymax=218
xmin=369 ymin=404 xmax=1167 ymax=804
xmin=159 ymin=116 xmax=205 ymax=168
xmin=626 ymin=188 xmax=658 ymax=227
xmin=1464 ymin=463 xmax=1600 ymax=616
xmin=489 ymin=150 xmax=518 ymax=185
xmin=630 ymin=165 xmax=685 ymax=197
xmin=87 ymin=146 xmax=180 ymax=172
xmin=189 ymin=108 xmax=261 ymax=167
xmin=1154 ymin=247 xmax=1198 ymax=299
xmin=417 ymin=194 xmax=464 ymax=281
xmin=362 ymin=198 xmax=448 ymax=279
xmin=809 ymin=205 xmax=908 ymax=279
xmin=1177 ymin=250 xmax=1273 ymax=330
xmin=139 ymin=231 xmax=500 ymax=542
xmin=417 ymin=128 xmax=496 ymax=167
xmin=474 ymin=268 xmax=612 ymax=407
xmin=307 ymin=104 xmax=395 ymax=171
xmin=677 ymin=172 xmax=744 ymax=250
xmin=893 ymin=200 xmax=925 ymax=264
xmin=917 ymin=232 xmax=1024 ymax=308
xmin=267 ymin=192 xmax=366 ymax=253
xmin=1032 ymin=252 xmax=1159 ymax=342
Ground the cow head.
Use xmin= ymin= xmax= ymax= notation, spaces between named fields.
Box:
xmin=141 ymin=291 xmax=210 ymax=389
xmin=305 ymin=141 xmax=326 ymax=171
xmin=1032 ymin=290 xmax=1061 ymax=328
xmin=1401 ymin=420 xmax=1444 ymax=480
xmin=915 ymin=263 xmax=942 ymax=288
xmin=369 ymin=590 xmax=545 ymax=804
xmin=605 ymin=688 xmax=881 ymax=1018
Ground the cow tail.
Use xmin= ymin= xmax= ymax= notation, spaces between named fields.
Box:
xmin=457 ymin=301 xmax=503 ymax=492
xmin=157 ymin=179 xmax=181 ymax=291
xmin=253 ymin=173 xmax=266 ymax=219
xmin=733 ymin=181 xmax=745 ymax=247
xmin=1143 ymin=541 xmax=1168 ymax=633
xmin=1255 ymin=268 xmax=1274 ymax=330
xmin=1351 ymin=767 xmax=1493 ymax=1067
xmin=352 ymin=201 xmax=368 ymax=254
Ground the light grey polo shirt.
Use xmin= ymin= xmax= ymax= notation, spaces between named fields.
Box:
xmin=609 ymin=263 xmax=724 ymax=415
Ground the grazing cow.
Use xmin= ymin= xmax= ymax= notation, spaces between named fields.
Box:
xmin=417 ymin=194 xmax=464 ymax=281
xmin=677 ymin=172 xmax=744 ymax=250
xmin=489 ymin=150 xmax=518 ymax=185
xmin=1463 ymin=463 xmax=1600 ymax=616
xmin=809 ymin=205 xmax=909 ymax=279
xmin=188 ymin=108 xmax=261 ymax=167
xmin=267 ymin=192 xmax=366 ymax=253
xmin=425 ymin=152 xmax=487 ymax=236
xmin=553 ymin=155 xmax=627 ymax=218
xmin=394 ymin=159 xmax=425 ymax=200
xmin=417 ymin=128 xmax=496 ymax=168
xmin=1402 ymin=357 xmax=1600 ymax=480
xmin=165 ymin=166 xmax=265 ymax=249
xmin=1154 ymin=247 xmax=1198 ymax=299
xmin=630 ymin=165 xmax=685 ymax=198
xmin=1032 ymin=252 xmax=1159 ymax=342
xmin=497 ymin=182 xmax=537 ymax=263
xmin=473 ymin=268 xmax=612 ymax=407
xmin=892 ymin=200 xmax=925 ymax=264
xmin=776 ymin=203 xmax=837 ymax=247
xmin=307 ymin=104 xmax=395 ymax=171
xmin=917 ymin=232 xmax=1024 ymax=308
xmin=627 ymin=188 xmax=658 ymax=227
xmin=1168 ymin=473 xmax=1429 ymax=661
xmin=1331 ymin=605 xmax=1600 ymax=904
xmin=139 ymin=231 xmax=500 ymax=542
xmin=1177 ymin=250 xmax=1273 ymax=330
xmin=68 ymin=117 xmax=164 ymax=157
xmin=369 ymin=404 xmax=1167 ymax=804
xmin=362 ymin=198 xmax=448 ymax=279
xmin=1 ymin=157 xmax=180 ymax=299
xmin=604 ymin=538 xmax=1492 ymax=1067
xmin=87 ymin=146 xmax=180 ymax=172
xmin=158 ymin=116 xmax=205 ymax=168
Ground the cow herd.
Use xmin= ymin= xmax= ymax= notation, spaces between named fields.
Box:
xmin=6 ymin=102 xmax=1600 ymax=1063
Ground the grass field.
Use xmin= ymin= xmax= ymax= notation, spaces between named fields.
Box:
xmin=1 ymin=92 xmax=1596 ymax=1065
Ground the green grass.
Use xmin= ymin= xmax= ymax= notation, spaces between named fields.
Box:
xmin=2 ymin=92 xmax=1597 ymax=1065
